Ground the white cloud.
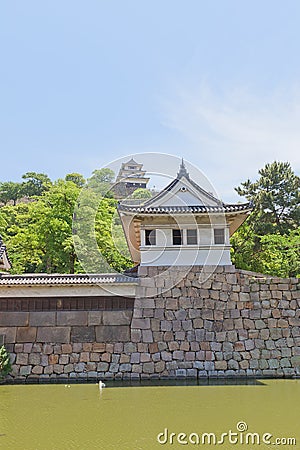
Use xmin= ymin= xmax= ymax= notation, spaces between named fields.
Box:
xmin=160 ymin=83 xmax=300 ymax=201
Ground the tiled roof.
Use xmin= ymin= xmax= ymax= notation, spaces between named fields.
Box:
xmin=0 ymin=273 xmax=138 ymax=286
xmin=140 ymin=163 xmax=223 ymax=208
xmin=118 ymin=203 xmax=252 ymax=214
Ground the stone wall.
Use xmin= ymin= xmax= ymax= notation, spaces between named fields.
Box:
xmin=133 ymin=266 xmax=300 ymax=378
xmin=0 ymin=310 xmax=133 ymax=380
xmin=1 ymin=266 xmax=300 ymax=381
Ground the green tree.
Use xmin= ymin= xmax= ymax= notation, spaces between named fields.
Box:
xmin=65 ymin=173 xmax=86 ymax=188
xmin=73 ymin=188 xmax=132 ymax=273
xmin=21 ymin=172 xmax=52 ymax=197
xmin=0 ymin=203 xmax=45 ymax=273
xmin=1 ymin=178 xmax=132 ymax=275
xmin=131 ymin=188 xmax=152 ymax=199
xmin=0 ymin=181 xmax=23 ymax=205
xmin=235 ymin=161 xmax=300 ymax=235
xmin=1 ymin=180 xmax=80 ymax=274
xmin=232 ymin=161 xmax=300 ymax=277
xmin=231 ymin=226 xmax=300 ymax=277
xmin=87 ymin=168 xmax=115 ymax=197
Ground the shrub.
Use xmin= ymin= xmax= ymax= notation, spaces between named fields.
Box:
xmin=0 ymin=345 xmax=12 ymax=378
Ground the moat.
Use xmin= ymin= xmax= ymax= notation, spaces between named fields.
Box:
xmin=0 ymin=379 xmax=299 ymax=449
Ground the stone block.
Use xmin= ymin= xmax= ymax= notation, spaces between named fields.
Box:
xmin=75 ymin=362 xmax=85 ymax=372
xmin=20 ymin=365 xmax=32 ymax=376
xmin=120 ymin=363 xmax=131 ymax=372
xmin=239 ymin=360 xmax=249 ymax=370
xmin=227 ymin=330 xmax=238 ymax=342
xmin=193 ymin=318 xmax=204 ymax=328
xmin=53 ymin=364 xmax=63 ymax=374
xmin=143 ymin=362 xmax=154 ymax=373
xmin=223 ymin=319 xmax=234 ymax=331
xmin=48 ymin=354 xmax=58 ymax=364
xmin=270 ymin=329 xmax=282 ymax=340
xmin=29 ymin=312 xmax=56 ymax=326
xmin=95 ymin=325 xmax=130 ymax=342
xmin=16 ymin=327 xmax=37 ymax=343
xmin=234 ymin=341 xmax=245 ymax=351
xmin=88 ymin=311 xmax=103 ymax=326
xmin=123 ymin=342 xmax=136 ymax=353
xmin=161 ymin=320 xmax=172 ymax=332
xmin=37 ymin=327 xmax=70 ymax=343
xmin=32 ymin=365 xmax=43 ymax=374
xmin=173 ymin=350 xmax=184 ymax=360
xmin=161 ymin=351 xmax=172 ymax=361
xmin=0 ymin=327 xmax=16 ymax=343
xmin=153 ymin=360 xmax=164 ymax=373
xmin=175 ymin=309 xmax=187 ymax=321
xmin=165 ymin=299 xmax=178 ymax=310
xmin=71 ymin=326 xmax=95 ymax=343
xmin=148 ymin=342 xmax=158 ymax=354
xmin=16 ymin=353 xmax=28 ymax=365
xmin=195 ymin=329 xmax=205 ymax=342
xmin=57 ymin=311 xmax=88 ymax=326
xmin=131 ymin=318 xmax=150 ymax=329
xmin=278 ymin=319 xmax=289 ymax=328
xmin=223 ymin=342 xmax=234 ymax=352
xmin=130 ymin=353 xmax=140 ymax=364
xmin=102 ymin=310 xmax=132 ymax=326
xmin=182 ymin=320 xmax=193 ymax=331
xmin=255 ymin=320 xmax=266 ymax=329
xmin=240 ymin=293 xmax=250 ymax=302
xmin=23 ymin=343 xmax=33 ymax=353
xmin=131 ymin=329 xmax=142 ymax=342
xmin=29 ymin=353 xmax=41 ymax=365
xmin=0 ymin=312 xmax=29 ymax=327
xmin=97 ymin=362 xmax=109 ymax=371
xmin=215 ymin=360 xmax=227 ymax=370
xmin=31 ymin=343 xmax=42 ymax=352
xmin=60 ymin=344 xmax=72 ymax=354
xmin=59 ymin=354 xmax=69 ymax=364
xmin=228 ymin=359 xmax=239 ymax=370
xmin=142 ymin=329 xmax=153 ymax=343
xmin=180 ymin=341 xmax=190 ymax=351
xmin=280 ymin=358 xmax=291 ymax=368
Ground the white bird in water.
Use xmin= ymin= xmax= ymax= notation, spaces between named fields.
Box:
xmin=99 ymin=380 xmax=106 ymax=389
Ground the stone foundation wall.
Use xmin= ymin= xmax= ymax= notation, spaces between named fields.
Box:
xmin=132 ymin=266 xmax=300 ymax=379
xmin=1 ymin=266 xmax=300 ymax=381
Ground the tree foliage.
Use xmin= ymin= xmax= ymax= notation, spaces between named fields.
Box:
xmin=235 ymin=161 xmax=300 ymax=235
xmin=87 ymin=168 xmax=115 ymax=197
xmin=0 ymin=182 xmax=23 ymax=205
xmin=21 ymin=172 xmax=52 ymax=197
xmin=232 ymin=161 xmax=300 ymax=277
xmin=0 ymin=345 xmax=12 ymax=378
xmin=65 ymin=173 xmax=86 ymax=187
xmin=0 ymin=170 xmax=132 ymax=274
xmin=131 ymin=188 xmax=152 ymax=199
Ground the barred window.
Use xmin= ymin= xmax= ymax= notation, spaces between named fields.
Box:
xmin=145 ymin=229 xmax=156 ymax=246
xmin=172 ymin=229 xmax=183 ymax=245
xmin=187 ymin=229 xmax=198 ymax=245
xmin=214 ymin=228 xmax=225 ymax=244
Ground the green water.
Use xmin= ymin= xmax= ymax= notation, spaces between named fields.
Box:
xmin=0 ymin=380 xmax=299 ymax=449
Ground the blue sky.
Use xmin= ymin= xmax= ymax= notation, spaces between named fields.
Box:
xmin=1 ymin=1 xmax=300 ymax=201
